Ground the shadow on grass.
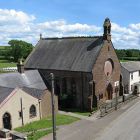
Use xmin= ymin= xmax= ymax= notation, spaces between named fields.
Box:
xmin=60 ymin=108 xmax=97 ymax=116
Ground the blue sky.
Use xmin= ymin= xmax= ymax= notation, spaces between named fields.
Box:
xmin=0 ymin=0 xmax=140 ymax=49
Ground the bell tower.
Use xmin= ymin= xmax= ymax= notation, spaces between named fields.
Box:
xmin=103 ymin=18 xmax=111 ymax=41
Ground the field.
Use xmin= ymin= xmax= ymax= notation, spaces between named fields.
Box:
xmin=0 ymin=59 xmax=16 ymax=68
xmin=0 ymin=46 xmax=16 ymax=68
xmin=119 ymin=57 xmax=140 ymax=61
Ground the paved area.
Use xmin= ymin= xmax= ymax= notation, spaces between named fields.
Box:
xmin=40 ymin=98 xmax=140 ymax=140
xmin=96 ymin=98 xmax=140 ymax=140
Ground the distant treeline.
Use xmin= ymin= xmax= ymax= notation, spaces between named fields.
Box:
xmin=115 ymin=49 xmax=140 ymax=61
xmin=0 ymin=46 xmax=9 ymax=58
xmin=0 ymin=45 xmax=140 ymax=62
xmin=0 ymin=40 xmax=33 ymax=62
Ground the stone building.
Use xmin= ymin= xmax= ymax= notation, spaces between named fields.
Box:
xmin=25 ymin=18 xmax=121 ymax=111
xmin=0 ymin=64 xmax=58 ymax=129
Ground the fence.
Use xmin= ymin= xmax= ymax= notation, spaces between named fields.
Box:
xmin=0 ymin=67 xmax=17 ymax=72
xmin=99 ymin=94 xmax=138 ymax=117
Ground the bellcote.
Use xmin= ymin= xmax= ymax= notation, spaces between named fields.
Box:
xmin=40 ymin=33 xmax=42 ymax=40
xmin=103 ymin=18 xmax=111 ymax=41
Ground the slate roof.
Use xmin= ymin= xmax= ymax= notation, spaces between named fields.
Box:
xmin=22 ymin=87 xmax=45 ymax=99
xmin=121 ymin=61 xmax=140 ymax=72
xmin=0 ymin=86 xmax=14 ymax=104
xmin=25 ymin=36 xmax=104 ymax=72
xmin=0 ymin=70 xmax=46 ymax=90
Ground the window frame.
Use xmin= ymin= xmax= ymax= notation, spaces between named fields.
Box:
xmin=29 ymin=105 xmax=37 ymax=118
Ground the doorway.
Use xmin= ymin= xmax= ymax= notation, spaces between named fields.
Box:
xmin=3 ymin=112 xmax=12 ymax=130
xmin=106 ymin=83 xmax=113 ymax=100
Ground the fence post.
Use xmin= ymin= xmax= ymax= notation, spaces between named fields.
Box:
xmin=122 ymin=95 xmax=125 ymax=102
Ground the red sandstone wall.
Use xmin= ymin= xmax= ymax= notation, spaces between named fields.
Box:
xmin=92 ymin=40 xmax=121 ymax=101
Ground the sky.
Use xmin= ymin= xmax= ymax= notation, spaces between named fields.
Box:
xmin=0 ymin=0 xmax=140 ymax=49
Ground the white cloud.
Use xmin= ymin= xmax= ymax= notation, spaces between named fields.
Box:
xmin=0 ymin=9 xmax=35 ymax=25
xmin=0 ymin=9 xmax=140 ymax=49
xmin=111 ymin=22 xmax=140 ymax=49
xmin=38 ymin=20 xmax=101 ymax=33
xmin=129 ymin=23 xmax=140 ymax=30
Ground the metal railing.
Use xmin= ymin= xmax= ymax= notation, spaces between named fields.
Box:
xmin=99 ymin=94 xmax=138 ymax=117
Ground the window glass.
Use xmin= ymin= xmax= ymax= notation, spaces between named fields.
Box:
xmin=29 ymin=105 xmax=37 ymax=118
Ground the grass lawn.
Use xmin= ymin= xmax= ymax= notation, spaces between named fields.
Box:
xmin=28 ymin=129 xmax=52 ymax=140
xmin=119 ymin=59 xmax=129 ymax=62
xmin=74 ymin=107 xmax=97 ymax=116
xmin=15 ymin=114 xmax=80 ymax=139
xmin=0 ymin=59 xmax=16 ymax=68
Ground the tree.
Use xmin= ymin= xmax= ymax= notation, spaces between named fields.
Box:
xmin=8 ymin=40 xmax=33 ymax=62
xmin=115 ymin=49 xmax=126 ymax=59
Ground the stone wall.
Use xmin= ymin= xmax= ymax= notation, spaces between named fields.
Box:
xmin=39 ymin=69 xmax=92 ymax=110
xmin=41 ymin=90 xmax=58 ymax=118
xmin=92 ymin=40 xmax=121 ymax=104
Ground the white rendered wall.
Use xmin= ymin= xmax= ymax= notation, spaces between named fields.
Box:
xmin=129 ymin=71 xmax=140 ymax=93
xmin=0 ymin=88 xmax=40 ymax=129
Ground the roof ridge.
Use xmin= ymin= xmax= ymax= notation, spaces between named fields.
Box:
xmin=0 ymin=85 xmax=14 ymax=90
xmin=42 ymin=36 xmax=103 ymax=40
xmin=22 ymin=86 xmax=44 ymax=91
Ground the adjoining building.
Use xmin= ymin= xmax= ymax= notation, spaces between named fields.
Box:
xmin=0 ymin=63 xmax=58 ymax=130
xmin=121 ymin=61 xmax=140 ymax=94
xmin=25 ymin=18 xmax=121 ymax=111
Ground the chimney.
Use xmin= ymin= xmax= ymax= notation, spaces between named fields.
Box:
xmin=17 ymin=59 xmax=24 ymax=73
xmin=103 ymin=17 xmax=111 ymax=41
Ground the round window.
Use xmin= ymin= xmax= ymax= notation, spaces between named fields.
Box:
xmin=104 ymin=59 xmax=114 ymax=76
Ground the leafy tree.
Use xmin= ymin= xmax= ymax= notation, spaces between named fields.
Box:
xmin=115 ymin=49 xmax=126 ymax=59
xmin=8 ymin=40 xmax=33 ymax=62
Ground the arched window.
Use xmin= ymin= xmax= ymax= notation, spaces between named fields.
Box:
xmin=104 ymin=58 xmax=114 ymax=76
xmin=3 ymin=112 xmax=12 ymax=130
xmin=29 ymin=105 xmax=36 ymax=118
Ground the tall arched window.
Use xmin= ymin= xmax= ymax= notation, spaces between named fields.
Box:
xmin=29 ymin=105 xmax=36 ymax=118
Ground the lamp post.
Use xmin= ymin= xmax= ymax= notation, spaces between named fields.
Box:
xmin=50 ymin=73 xmax=57 ymax=140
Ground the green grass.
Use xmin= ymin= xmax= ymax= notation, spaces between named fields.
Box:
xmin=61 ymin=108 xmax=91 ymax=116
xmin=0 ymin=46 xmax=8 ymax=49
xmin=15 ymin=114 xmax=80 ymax=140
xmin=0 ymin=59 xmax=16 ymax=68
xmin=28 ymin=129 xmax=52 ymax=140
xmin=119 ymin=57 xmax=140 ymax=61
xmin=15 ymin=114 xmax=80 ymax=132
xmin=119 ymin=59 xmax=129 ymax=62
